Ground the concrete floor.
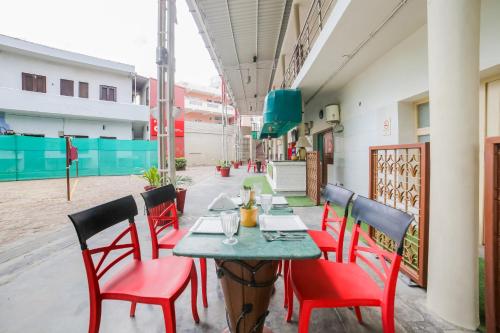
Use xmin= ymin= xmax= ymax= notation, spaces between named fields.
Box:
xmin=0 ymin=167 xmax=471 ymax=332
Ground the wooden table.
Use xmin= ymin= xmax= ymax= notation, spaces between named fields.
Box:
xmin=173 ymin=211 xmax=321 ymax=333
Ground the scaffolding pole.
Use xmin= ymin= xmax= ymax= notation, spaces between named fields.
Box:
xmin=156 ymin=0 xmax=167 ymax=183
xmin=166 ymin=0 xmax=176 ymax=185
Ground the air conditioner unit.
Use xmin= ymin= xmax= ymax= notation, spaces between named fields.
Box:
xmin=325 ymin=104 xmax=340 ymax=124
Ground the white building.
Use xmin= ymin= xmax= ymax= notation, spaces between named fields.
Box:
xmin=0 ymin=34 xmax=149 ymax=140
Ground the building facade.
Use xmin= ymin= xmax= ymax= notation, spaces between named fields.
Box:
xmin=0 ymin=34 xmax=149 ymax=140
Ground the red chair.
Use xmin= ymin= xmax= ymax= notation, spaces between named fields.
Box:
xmin=307 ymin=184 xmax=354 ymax=262
xmin=286 ymin=196 xmax=413 ymax=333
xmin=141 ymin=185 xmax=208 ymax=308
xmin=68 ymin=195 xmax=199 ymax=333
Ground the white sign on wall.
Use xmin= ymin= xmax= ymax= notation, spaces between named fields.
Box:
xmin=382 ymin=118 xmax=391 ymax=136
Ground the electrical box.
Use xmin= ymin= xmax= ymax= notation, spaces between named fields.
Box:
xmin=325 ymin=104 xmax=340 ymax=124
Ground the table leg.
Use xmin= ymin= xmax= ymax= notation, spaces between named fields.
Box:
xmin=216 ymin=260 xmax=279 ymax=333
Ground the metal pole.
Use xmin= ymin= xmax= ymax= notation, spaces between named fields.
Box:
xmin=166 ymin=0 xmax=176 ymax=185
xmin=156 ymin=0 xmax=168 ymax=184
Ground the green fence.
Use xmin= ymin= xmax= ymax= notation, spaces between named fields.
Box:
xmin=0 ymin=136 xmax=158 ymax=181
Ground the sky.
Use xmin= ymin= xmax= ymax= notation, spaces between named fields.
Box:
xmin=0 ymin=0 xmax=219 ymax=86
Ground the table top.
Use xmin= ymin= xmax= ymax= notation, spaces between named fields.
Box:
xmin=173 ymin=210 xmax=321 ymax=261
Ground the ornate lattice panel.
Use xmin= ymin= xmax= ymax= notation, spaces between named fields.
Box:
xmin=369 ymin=143 xmax=429 ymax=287
xmin=306 ymin=152 xmax=320 ymax=205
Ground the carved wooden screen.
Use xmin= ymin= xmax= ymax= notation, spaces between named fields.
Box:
xmin=485 ymin=137 xmax=500 ymax=333
xmin=306 ymin=152 xmax=320 ymax=205
xmin=369 ymin=143 xmax=430 ymax=287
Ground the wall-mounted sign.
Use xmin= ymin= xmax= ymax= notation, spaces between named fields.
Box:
xmin=383 ymin=118 xmax=391 ymax=136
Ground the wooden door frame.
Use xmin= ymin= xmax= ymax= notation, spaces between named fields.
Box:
xmin=316 ymin=128 xmax=334 ymax=186
xmin=485 ymin=136 xmax=500 ymax=332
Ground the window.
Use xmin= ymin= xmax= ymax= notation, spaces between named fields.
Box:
xmin=79 ymin=82 xmax=89 ymax=98
xmin=60 ymin=79 xmax=74 ymax=96
xmin=22 ymin=73 xmax=46 ymax=93
xmin=100 ymin=85 xmax=117 ymax=102
xmin=416 ymin=101 xmax=430 ymax=142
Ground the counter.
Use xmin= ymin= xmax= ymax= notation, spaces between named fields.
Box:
xmin=266 ymin=160 xmax=306 ymax=194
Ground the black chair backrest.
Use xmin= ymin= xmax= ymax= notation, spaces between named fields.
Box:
xmin=68 ymin=195 xmax=138 ymax=250
xmin=323 ymin=184 xmax=355 ymax=217
xmin=351 ymin=196 xmax=413 ymax=255
xmin=140 ymin=184 xmax=177 ymax=212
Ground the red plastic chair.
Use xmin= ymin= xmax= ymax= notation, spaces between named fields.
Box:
xmin=307 ymin=184 xmax=354 ymax=262
xmin=286 ymin=196 xmax=413 ymax=333
xmin=68 ymin=195 xmax=199 ymax=333
xmin=141 ymin=185 xmax=208 ymax=308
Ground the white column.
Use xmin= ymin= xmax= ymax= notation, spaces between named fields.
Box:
xmin=426 ymin=0 xmax=480 ymax=329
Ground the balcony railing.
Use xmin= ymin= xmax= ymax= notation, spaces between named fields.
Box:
xmin=282 ymin=0 xmax=337 ymax=88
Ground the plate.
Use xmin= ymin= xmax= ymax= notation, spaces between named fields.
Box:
xmin=259 ymin=215 xmax=308 ymax=231
xmin=190 ymin=216 xmax=240 ymax=234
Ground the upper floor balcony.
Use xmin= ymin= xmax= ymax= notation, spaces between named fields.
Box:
xmin=0 ymin=86 xmax=149 ymax=123
xmin=185 ymin=97 xmax=235 ymax=115
xmin=280 ymin=0 xmax=426 ymax=104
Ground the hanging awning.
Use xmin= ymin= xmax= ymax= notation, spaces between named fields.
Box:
xmin=259 ymin=89 xmax=302 ymax=139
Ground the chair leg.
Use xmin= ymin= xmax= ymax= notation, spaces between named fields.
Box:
xmin=283 ymin=260 xmax=289 ymax=308
xmin=298 ymin=303 xmax=312 ymax=333
xmin=199 ymin=258 xmax=208 ymax=308
xmin=190 ymin=266 xmax=200 ymax=323
xmin=286 ymin=271 xmax=294 ymax=322
xmin=381 ymin=304 xmax=395 ymax=333
xmin=162 ymin=302 xmax=176 ymax=333
xmin=129 ymin=302 xmax=137 ymax=317
xmin=354 ymin=306 xmax=363 ymax=324
xmin=323 ymin=251 xmax=329 ymax=260
xmin=88 ymin=299 xmax=101 ymax=333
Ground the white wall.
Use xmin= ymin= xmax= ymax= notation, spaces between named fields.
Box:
xmin=5 ymin=114 xmax=134 ymax=139
xmin=0 ymin=51 xmax=132 ymax=103
xmin=304 ymin=25 xmax=429 ymax=195
xmin=184 ymin=121 xmax=236 ymax=166
xmin=301 ymin=0 xmax=500 ymax=196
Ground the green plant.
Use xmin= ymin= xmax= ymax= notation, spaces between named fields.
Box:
xmin=175 ymin=157 xmax=187 ymax=171
xmin=142 ymin=166 xmax=162 ymax=187
xmin=220 ymin=160 xmax=231 ymax=168
xmin=241 ymin=185 xmax=256 ymax=209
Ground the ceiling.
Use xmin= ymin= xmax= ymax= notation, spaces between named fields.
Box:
xmin=187 ymin=0 xmax=293 ymax=116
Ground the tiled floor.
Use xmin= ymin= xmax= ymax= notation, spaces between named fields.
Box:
xmin=0 ymin=168 xmax=472 ymax=332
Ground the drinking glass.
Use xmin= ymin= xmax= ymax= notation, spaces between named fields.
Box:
xmin=261 ymin=194 xmax=273 ymax=215
xmin=221 ymin=211 xmax=238 ymax=245
xmin=240 ymin=188 xmax=251 ymax=206
xmin=254 ymin=183 xmax=262 ymax=201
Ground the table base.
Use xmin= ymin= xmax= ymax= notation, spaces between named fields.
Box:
xmin=216 ymin=259 xmax=279 ymax=333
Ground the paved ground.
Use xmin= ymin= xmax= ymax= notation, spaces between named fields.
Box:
xmin=0 ymin=167 xmax=471 ymax=332
xmin=0 ymin=166 xmax=214 ymax=252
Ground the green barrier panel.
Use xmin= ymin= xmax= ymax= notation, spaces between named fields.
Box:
xmin=0 ymin=136 xmax=158 ymax=181
xmin=0 ymin=136 xmax=17 ymax=181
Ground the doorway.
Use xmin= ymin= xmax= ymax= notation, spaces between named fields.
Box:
xmin=317 ymin=129 xmax=334 ymax=186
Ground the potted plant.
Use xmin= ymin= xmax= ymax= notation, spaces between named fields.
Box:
xmin=175 ymin=157 xmax=187 ymax=171
xmin=216 ymin=160 xmax=222 ymax=172
xmin=220 ymin=160 xmax=231 ymax=177
xmin=142 ymin=166 xmax=162 ymax=191
xmin=232 ymin=160 xmax=239 ymax=169
xmin=239 ymin=160 xmax=243 ymax=166
xmin=166 ymin=175 xmax=193 ymax=213
xmin=240 ymin=185 xmax=258 ymax=227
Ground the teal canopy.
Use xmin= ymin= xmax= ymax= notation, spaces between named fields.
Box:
xmin=259 ymin=89 xmax=302 ymax=139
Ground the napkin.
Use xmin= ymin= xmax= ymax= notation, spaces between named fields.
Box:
xmin=208 ymin=193 xmax=238 ymax=211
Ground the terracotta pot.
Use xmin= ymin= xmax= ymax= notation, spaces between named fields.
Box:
xmin=239 ymin=160 xmax=243 ymax=166
xmin=176 ymin=188 xmax=187 ymax=213
xmin=240 ymin=206 xmax=258 ymax=227
xmin=144 ymin=185 xmax=157 ymax=191
xmin=233 ymin=162 xmax=239 ymax=169
xmin=216 ymin=165 xmax=222 ymax=172
xmin=220 ymin=167 xmax=230 ymax=177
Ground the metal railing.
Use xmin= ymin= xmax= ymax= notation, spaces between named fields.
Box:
xmin=282 ymin=0 xmax=337 ymax=88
